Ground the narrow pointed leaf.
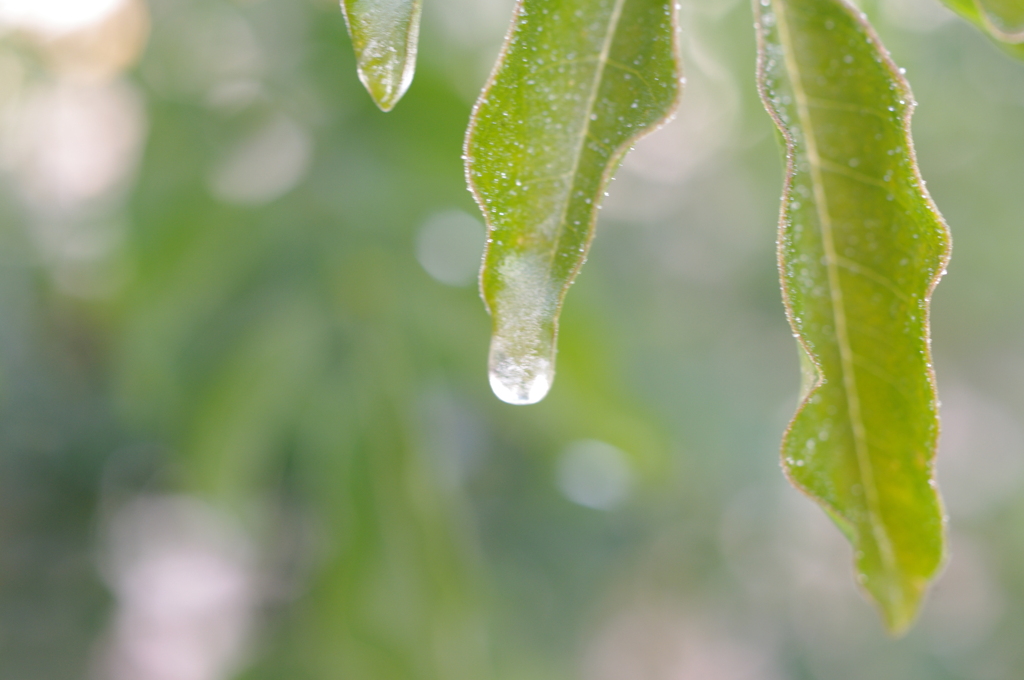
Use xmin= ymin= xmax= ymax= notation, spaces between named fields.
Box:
xmin=753 ymin=0 xmax=950 ymax=634
xmin=340 ymin=0 xmax=422 ymax=111
xmin=939 ymin=0 xmax=1024 ymax=56
xmin=465 ymin=0 xmax=682 ymax=404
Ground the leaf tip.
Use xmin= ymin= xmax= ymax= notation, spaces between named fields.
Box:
xmin=339 ymin=0 xmax=421 ymax=112
xmin=874 ymin=582 xmax=926 ymax=638
xmin=357 ymin=64 xmax=414 ymax=112
xmin=855 ymin=545 xmax=944 ymax=638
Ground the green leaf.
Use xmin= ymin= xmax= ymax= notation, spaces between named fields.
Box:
xmin=341 ymin=0 xmax=422 ymax=111
xmin=939 ymin=0 xmax=1024 ymax=57
xmin=465 ymin=0 xmax=682 ymax=405
xmin=753 ymin=0 xmax=950 ymax=634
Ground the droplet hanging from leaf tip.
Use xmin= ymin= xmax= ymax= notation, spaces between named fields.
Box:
xmin=340 ymin=0 xmax=421 ymax=111
xmin=470 ymin=0 xmax=682 ymax=406
xmin=488 ymin=336 xmax=554 ymax=405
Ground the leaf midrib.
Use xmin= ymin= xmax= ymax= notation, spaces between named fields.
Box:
xmin=770 ymin=0 xmax=899 ymax=585
xmin=546 ymin=0 xmax=628 ymax=276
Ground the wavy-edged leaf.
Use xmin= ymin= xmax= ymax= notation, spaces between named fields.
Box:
xmin=465 ymin=0 xmax=682 ymax=405
xmin=753 ymin=0 xmax=950 ymax=634
xmin=340 ymin=0 xmax=422 ymax=111
xmin=940 ymin=0 xmax=1024 ymax=56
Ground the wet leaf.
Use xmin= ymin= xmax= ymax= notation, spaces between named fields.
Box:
xmin=465 ymin=0 xmax=682 ymax=404
xmin=940 ymin=0 xmax=1024 ymax=56
xmin=340 ymin=0 xmax=422 ymax=111
xmin=753 ymin=0 xmax=950 ymax=634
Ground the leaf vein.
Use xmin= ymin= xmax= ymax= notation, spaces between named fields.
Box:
xmin=850 ymin=353 xmax=917 ymax=405
xmin=605 ymin=58 xmax=657 ymax=96
xmin=771 ymin=0 xmax=899 ymax=583
xmin=818 ymin=158 xmax=891 ymax=191
xmin=546 ymin=0 xmax=629 ymax=274
xmin=834 ymin=255 xmax=914 ymax=304
xmin=806 ymin=95 xmax=891 ymax=121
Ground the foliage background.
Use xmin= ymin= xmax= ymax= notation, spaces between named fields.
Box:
xmin=1 ymin=0 xmax=1024 ymax=678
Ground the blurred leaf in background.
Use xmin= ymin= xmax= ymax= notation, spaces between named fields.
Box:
xmin=2 ymin=0 xmax=1024 ymax=679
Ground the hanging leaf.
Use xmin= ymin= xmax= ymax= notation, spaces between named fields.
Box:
xmin=340 ymin=0 xmax=422 ymax=111
xmin=940 ymin=0 xmax=1024 ymax=56
xmin=465 ymin=0 xmax=682 ymax=405
xmin=753 ymin=0 xmax=950 ymax=634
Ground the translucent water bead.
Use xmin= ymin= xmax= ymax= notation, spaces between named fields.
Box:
xmin=488 ymin=337 xmax=553 ymax=405
xmin=485 ymin=251 xmax=558 ymax=405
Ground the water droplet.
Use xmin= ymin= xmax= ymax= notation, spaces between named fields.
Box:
xmin=489 ymin=345 xmax=553 ymax=405
xmin=486 ymin=253 xmax=557 ymax=405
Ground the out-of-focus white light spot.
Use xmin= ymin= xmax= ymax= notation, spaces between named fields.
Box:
xmin=0 ymin=0 xmax=126 ymax=36
xmin=208 ymin=114 xmax=311 ymax=205
xmin=95 ymin=496 xmax=257 ymax=680
xmin=415 ymin=209 xmax=485 ymax=287
xmin=0 ymin=78 xmax=146 ymax=212
xmin=556 ymin=439 xmax=633 ymax=510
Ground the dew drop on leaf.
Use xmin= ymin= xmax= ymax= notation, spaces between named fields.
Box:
xmin=485 ymin=252 xmax=557 ymax=405
xmin=489 ymin=346 xmax=553 ymax=405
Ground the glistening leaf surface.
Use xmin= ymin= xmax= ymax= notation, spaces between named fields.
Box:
xmin=754 ymin=0 xmax=949 ymax=634
xmin=340 ymin=0 xmax=422 ymax=111
xmin=465 ymin=0 xmax=682 ymax=404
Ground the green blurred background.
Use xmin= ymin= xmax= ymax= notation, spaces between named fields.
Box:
xmin=0 ymin=0 xmax=1023 ymax=678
